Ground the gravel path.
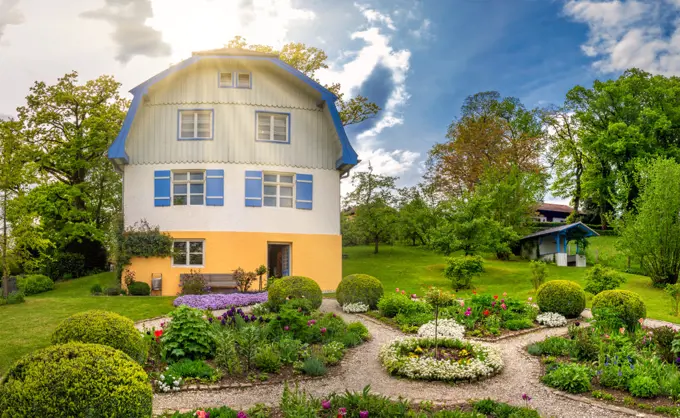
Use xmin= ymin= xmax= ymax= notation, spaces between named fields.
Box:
xmin=152 ymin=300 xmax=659 ymax=417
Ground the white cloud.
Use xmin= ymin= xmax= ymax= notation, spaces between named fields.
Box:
xmin=564 ymin=0 xmax=680 ymax=75
xmin=0 ymin=0 xmax=24 ymax=45
xmin=410 ymin=19 xmax=432 ymax=39
xmin=355 ymin=3 xmax=396 ymax=30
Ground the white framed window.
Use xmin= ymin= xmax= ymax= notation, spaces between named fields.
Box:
xmin=178 ymin=110 xmax=213 ymax=139
xmin=257 ymin=112 xmax=289 ymax=143
xmin=173 ymin=171 xmax=205 ymax=206
xmin=218 ymin=72 xmax=233 ymax=87
xmin=263 ymin=173 xmax=294 ymax=208
xmin=236 ymin=72 xmax=251 ymax=88
xmin=173 ymin=240 xmax=204 ymax=266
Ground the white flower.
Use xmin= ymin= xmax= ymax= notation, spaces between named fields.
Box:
xmin=159 ymin=374 xmax=165 ymax=380
xmin=536 ymin=312 xmax=567 ymax=327
xmin=417 ymin=319 xmax=465 ymax=340
xmin=342 ymin=302 xmax=369 ymax=313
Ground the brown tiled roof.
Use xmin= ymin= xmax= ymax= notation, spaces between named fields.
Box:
xmin=538 ymin=203 xmax=573 ymax=213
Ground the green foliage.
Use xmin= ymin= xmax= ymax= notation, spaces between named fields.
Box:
xmin=180 ymin=269 xmax=207 ymax=295
xmin=591 ymin=390 xmax=616 ymax=401
xmin=396 ymin=184 xmax=439 ymax=247
xmin=665 ymin=283 xmax=680 ymax=316
xmin=322 ymin=341 xmax=346 ymax=366
xmin=377 ymin=292 xmax=430 ymax=318
xmin=214 ymin=330 xmax=242 ymax=375
xmin=617 ymin=158 xmax=680 ymax=286
xmin=44 ymin=252 xmax=87 ymax=281
xmin=128 ymin=281 xmax=151 ymax=296
xmin=267 ymin=276 xmax=322 ymax=310
xmin=254 ymin=343 xmax=282 ymax=373
xmin=279 ymin=382 xmax=322 ymax=418
xmin=347 ymin=321 xmax=370 ymax=340
xmin=16 ymin=274 xmax=53 ymax=295
xmin=504 ymin=318 xmax=534 ymax=330
xmin=444 ymin=255 xmax=484 ymax=290
xmin=236 ymin=325 xmax=261 ymax=372
xmin=527 ymin=337 xmax=575 ymax=357
xmin=233 ymin=267 xmax=257 ymax=293
xmin=301 ymin=356 xmax=327 ymax=376
xmin=51 ymin=310 xmax=146 ymax=363
xmin=336 ymin=273 xmax=384 ymax=308
xmin=0 ymin=342 xmax=152 ymax=417
xmin=277 ymin=337 xmax=302 ymax=364
xmin=162 ymin=305 xmax=215 ymax=361
xmin=167 ymin=359 xmax=219 ymax=381
xmin=584 ymin=264 xmax=626 ymax=295
xmin=530 ymin=260 xmax=547 ymax=291
xmin=89 ymin=283 xmax=102 ymax=295
xmin=628 ymin=375 xmax=661 ymax=398
xmin=5 ymin=290 xmax=25 ymax=304
xmin=649 ymin=326 xmax=678 ymax=364
xmin=542 ymin=363 xmax=593 ymax=393
xmin=536 ymin=280 xmax=586 ymax=318
xmin=123 ymin=220 xmax=173 ymax=259
xmin=103 ymin=286 xmax=121 ymax=296
xmin=592 ymin=289 xmax=647 ymax=330
xmin=472 ymin=398 xmax=541 ymax=418
xmin=571 ymin=327 xmax=599 ymax=361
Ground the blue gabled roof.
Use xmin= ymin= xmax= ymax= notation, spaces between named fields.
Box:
xmin=107 ymin=54 xmax=358 ymax=171
xmin=520 ymin=222 xmax=599 ymax=240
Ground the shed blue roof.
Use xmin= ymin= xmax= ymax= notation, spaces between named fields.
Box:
xmin=107 ymin=54 xmax=358 ymax=171
xmin=520 ymin=222 xmax=599 ymax=240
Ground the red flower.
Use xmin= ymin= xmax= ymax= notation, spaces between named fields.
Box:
xmin=493 ymin=295 xmax=498 ymax=300
xmin=483 ymin=309 xmax=490 ymax=316
xmin=154 ymin=329 xmax=163 ymax=341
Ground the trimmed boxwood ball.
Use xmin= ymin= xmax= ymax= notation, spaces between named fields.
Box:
xmin=128 ymin=281 xmax=151 ymax=296
xmin=536 ymin=280 xmax=586 ymax=318
xmin=268 ymin=276 xmax=322 ymax=310
xmin=592 ymin=289 xmax=646 ymax=329
xmin=336 ymin=274 xmax=384 ymax=309
xmin=0 ymin=342 xmax=152 ymax=417
xmin=51 ymin=310 xmax=146 ymax=363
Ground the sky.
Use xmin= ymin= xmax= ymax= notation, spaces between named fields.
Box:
xmin=1 ymin=0 xmax=680 ymax=204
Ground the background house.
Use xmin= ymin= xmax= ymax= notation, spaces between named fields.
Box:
xmin=534 ymin=203 xmax=573 ymax=222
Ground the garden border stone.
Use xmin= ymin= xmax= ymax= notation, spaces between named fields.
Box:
xmin=178 ymin=375 xmax=327 ymax=392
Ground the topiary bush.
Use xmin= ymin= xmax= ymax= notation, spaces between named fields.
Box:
xmin=267 ymin=276 xmax=322 ymax=310
xmin=536 ymin=280 xmax=586 ymax=318
xmin=336 ymin=274 xmax=384 ymax=309
xmin=591 ymin=289 xmax=646 ymax=330
xmin=17 ymin=274 xmax=54 ymax=295
xmin=128 ymin=281 xmax=151 ymax=296
xmin=51 ymin=310 xmax=146 ymax=363
xmin=377 ymin=292 xmax=429 ymax=318
xmin=0 ymin=342 xmax=152 ymax=417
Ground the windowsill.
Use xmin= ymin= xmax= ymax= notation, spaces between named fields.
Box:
xmin=255 ymin=139 xmax=290 ymax=144
xmin=171 ymin=265 xmax=205 ymax=268
xmin=177 ymin=137 xmax=214 ymax=141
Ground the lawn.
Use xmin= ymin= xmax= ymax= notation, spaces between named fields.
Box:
xmin=342 ymin=237 xmax=679 ymax=325
xmin=0 ymin=272 xmax=174 ymax=375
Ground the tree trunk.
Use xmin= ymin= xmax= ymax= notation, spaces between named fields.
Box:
xmin=2 ymin=190 xmax=8 ymax=298
xmin=374 ymin=237 xmax=379 ymax=254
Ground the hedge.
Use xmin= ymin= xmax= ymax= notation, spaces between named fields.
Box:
xmin=128 ymin=281 xmax=151 ymax=296
xmin=17 ymin=274 xmax=54 ymax=295
xmin=51 ymin=310 xmax=146 ymax=363
xmin=268 ymin=276 xmax=322 ymax=310
xmin=336 ymin=274 xmax=384 ymax=309
xmin=0 ymin=342 xmax=152 ymax=417
xmin=536 ymin=280 xmax=586 ymax=318
xmin=592 ymin=289 xmax=646 ymax=329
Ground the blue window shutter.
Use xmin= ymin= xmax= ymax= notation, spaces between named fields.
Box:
xmin=245 ymin=170 xmax=262 ymax=207
xmin=296 ymin=174 xmax=313 ymax=210
xmin=154 ymin=170 xmax=171 ymax=207
xmin=206 ymin=169 xmax=224 ymax=206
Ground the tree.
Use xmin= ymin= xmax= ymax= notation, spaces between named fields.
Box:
xmin=344 ymin=164 xmax=397 ymax=254
xmin=617 ymin=158 xmax=680 ymax=286
xmin=396 ymin=184 xmax=439 ymax=246
xmin=541 ymin=106 xmax=586 ymax=214
xmin=426 ymin=91 xmax=544 ymax=196
xmin=226 ymin=36 xmax=379 ymax=126
xmin=17 ymin=72 xmax=126 ymax=269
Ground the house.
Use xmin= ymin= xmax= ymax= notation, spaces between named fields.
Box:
xmin=107 ymin=48 xmax=357 ymax=296
xmin=534 ymin=203 xmax=573 ymax=222
xmin=519 ymin=222 xmax=598 ymax=267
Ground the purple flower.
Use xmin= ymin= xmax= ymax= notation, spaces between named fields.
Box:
xmin=321 ymin=400 xmax=331 ymax=410
xmin=236 ymin=412 xmax=248 ymax=418
xmin=320 ymin=327 xmax=327 ymax=334
xmin=284 ymin=325 xmax=290 ymax=331
xmin=360 ymin=411 xmax=368 ymax=418
xmin=338 ymin=408 xmax=347 ymax=416
xmin=208 ymin=317 xmax=213 ymax=323
xmin=522 ymin=393 xmax=531 ymax=402
xmin=173 ymin=292 xmax=268 ymax=310
xmin=220 ymin=319 xmax=226 ymax=326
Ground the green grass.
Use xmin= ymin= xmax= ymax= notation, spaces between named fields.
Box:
xmin=342 ymin=237 xmax=679 ymax=325
xmin=0 ymin=272 xmax=174 ymax=375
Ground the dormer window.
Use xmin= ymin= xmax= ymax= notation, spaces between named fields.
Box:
xmin=218 ymin=71 xmax=251 ymax=88
xmin=237 ymin=72 xmax=251 ymax=88
xmin=178 ymin=109 xmax=213 ymax=140
xmin=218 ymin=72 xmax=232 ymax=88
xmin=256 ymin=112 xmax=289 ymax=143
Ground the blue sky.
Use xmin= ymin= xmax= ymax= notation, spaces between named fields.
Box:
xmin=1 ymin=0 xmax=678 ymax=202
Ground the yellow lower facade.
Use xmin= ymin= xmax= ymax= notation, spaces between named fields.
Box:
xmin=126 ymin=231 xmax=342 ymax=296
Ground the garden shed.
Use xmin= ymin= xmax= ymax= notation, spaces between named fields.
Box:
xmin=519 ymin=222 xmax=598 ymax=267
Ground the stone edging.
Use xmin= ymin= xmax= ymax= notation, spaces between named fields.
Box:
xmin=164 ymin=374 xmax=326 ymax=393
xmin=470 ymin=325 xmax=549 ymax=342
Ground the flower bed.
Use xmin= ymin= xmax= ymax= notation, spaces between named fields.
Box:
xmin=173 ymin=292 xmax=268 ymax=310
xmin=379 ymin=337 xmax=503 ymax=382
xmin=417 ymin=319 xmax=465 ymax=340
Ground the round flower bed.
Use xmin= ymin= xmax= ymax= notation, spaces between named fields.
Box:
xmin=379 ymin=337 xmax=503 ymax=382
xmin=417 ymin=319 xmax=465 ymax=340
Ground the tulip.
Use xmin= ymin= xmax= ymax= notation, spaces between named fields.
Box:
xmin=322 ymin=400 xmax=331 ymax=410
xmin=360 ymin=411 xmax=369 ymax=418
xmin=493 ymin=295 xmax=498 ymax=300
xmin=320 ymin=327 xmax=327 ymax=334
xmin=284 ymin=325 xmax=290 ymax=331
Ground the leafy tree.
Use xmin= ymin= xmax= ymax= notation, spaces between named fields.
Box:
xmin=584 ymin=264 xmax=626 ymax=295
xmin=444 ymin=255 xmax=484 ymax=290
xmin=17 ymin=72 xmax=126 ymax=269
xmin=343 ymin=164 xmax=397 ymax=254
xmin=530 ymin=260 xmax=547 ymax=291
xmin=396 ymin=184 xmax=439 ymax=246
xmin=226 ymin=36 xmax=379 ymax=126
xmin=426 ymin=91 xmax=544 ymax=196
xmin=617 ymin=158 xmax=680 ymax=286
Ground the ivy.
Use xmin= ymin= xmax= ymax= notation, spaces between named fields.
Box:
xmin=114 ymin=219 xmax=172 ymax=282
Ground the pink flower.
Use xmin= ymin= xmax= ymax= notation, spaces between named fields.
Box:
xmin=396 ymin=288 xmax=400 ymax=293
xmin=528 ymin=297 xmax=533 ymax=302
xmin=320 ymin=327 xmax=327 ymax=334
xmin=284 ymin=325 xmax=290 ymax=331
xmin=338 ymin=407 xmax=347 ymax=417
xmin=503 ymin=292 xmax=507 ymax=297
xmin=411 ymin=294 xmax=417 ymax=299
xmin=459 ymin=300 xmax=465 ymax=307
xmin=360 ymin=411 xmax=369 ymax=418
xmin=195 ymin=411 xmax=209 ymax=418
xmin=322 ymin=400 xmax=331 ymax=410
xmin=492 ymin=301 xmax=496 ymax=307
xmin=401 ymin=290 xmax=406 ymax=295
xmin=237 ymin=412 xmax=248 ymax=418
xmin=501 ymin=303 xmax=507 ymax=310
xmin=619 ymin=327 xmax=625 ymax=334
xmin=638 ymin=318 xmax=644 ymax=325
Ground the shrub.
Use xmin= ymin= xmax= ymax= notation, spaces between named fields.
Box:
xmin=377 ymin=293 xmax=429 ymax=318
xmin=123 ymin=220 xmax=173 ymax=258
xmin=104 ymin=286 xmax=121 ymax=296
xmin=542 ymin=363 xmax=592 ymax=393
xmin=301 ymin=356 xmax=327 ymax=376
xmin=44 ymin=252 xmax=87 ymax=280
xmin=347 ymin=321 xmax=370 ymax=340
xmin=0 ymin=342 xmax=152 ymax=417
xmin=90 ymin=283 xmax=102 ymax=295
xmin=592 ymin=289 xmax=646 ymax=330
xmin=268 ymin=276 xmax=322 ymax=310
xmin=322 ymin=341 xmax=346 ymax=365
xmin=629 ymin=375 xmax=661 ymax=398
xmin=473 ymin=399 xmax=541 ymax=418
xmin=6 ymin=290 xmax=25 ymax=304
xmin=527 ymin=337 xmax=574 ymax=357
xmin=649 ymin=326 xmax=678 ymax=363
xmin=666 ymin=283 xmax=680 ymax=316
xmin=166 ymin=359 xmax=219 ymax=381
xmin=128 ymin=281 xmax=151 ymax=296
xmin=395 ymin=311 xmax=433 ymax=333
xmin=17 ymin=274 xmax=53 ymax=295
xmin=254 ymin=344 xmax=282 ymax=373
xmin=214 ymin=330 xmax=242 ymax=375
xmin=180 ymin=269 xmax=207 ymax=295
xmin=278 ymin=337 xmax=302 ymax=364
xmin=536 ymin=280 xmax=586 ymax=318
xmin=504 ymin=318 xmax=534 ymax=330
xmin=444 ymin=255 xmax=484 ymax=290
xmin=51 ymin=310 xmax=146 ymax=363
xmin=530 ymin=260 xmax=548 ymax=291
xmin=233 ymin=267 xmax=257 ymax=293
xmin=584 ymin=264 xmax=626 ymax=295
xmin=336 ymin=274 xmax=384 ymax=309
xmin=162 ymin=305 xmax=215 ymax=361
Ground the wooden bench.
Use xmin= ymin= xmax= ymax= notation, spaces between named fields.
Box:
xmin=180 ymin=273 xmax=238 ymax=293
